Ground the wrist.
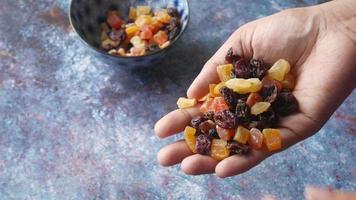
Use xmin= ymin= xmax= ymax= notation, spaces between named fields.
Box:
xmin=318 ymin=0 xmax=356 ymax=45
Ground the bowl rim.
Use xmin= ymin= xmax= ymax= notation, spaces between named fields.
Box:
xmin=68 ymin=0 xmax=190 ymax=60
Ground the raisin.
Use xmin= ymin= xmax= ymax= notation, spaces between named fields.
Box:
xmin=168 ymin=27 xmax=180 ymax=40
xmin=257 ymin=108 xmax=278 ymax=128
xmin=232 ymin=59 xmax=252 ymax=79
xmin=273 ymin=92 xmax=298 ymax=116
xmin=225 ymin=47 xmax=241 ymax=64
xmin=190 ymin=116 xmax=207 ymax=129
xmin=214 ymin=110 xmax=236 ymax=129
xmin=261 ymin=84 xmax=278 ymax=103
xmin=195 ymin=134 xmax=212 ymax=155
xmin=219 ymin=86 xmax=239 ymax=111
xmin=167 ymin=7 xmax=180 ymax=18
xmin=148 ymin=44 xmax=159 ymax=52
xmin=207 ymin=128 xmax=220 ymax=139
xmin=109 ymin=29 xmax=126 ymax=42
xmin=250 ymin=59 xmax=268 ymax=79
xmin=203 ymin=111 xmax=214 ymax=121
xmin=235 ymin=100 xmax=251 ymax=125
xmin=198 ymin=120 xmax=215 ymax=134
xmin=227 ymin=141 xmax=249 ymax=155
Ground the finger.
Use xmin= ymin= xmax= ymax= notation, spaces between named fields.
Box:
xmin=187 ymin=26 xmax=254 ymax=99
xmin=157 ymin=140 xmax=193 ymax=166
xmin=305 ymin=186 xmax=356 ymax=200
xmin=181 ymin=154 xmax=219 ymax=175
xmin=154 ymin=106 xmax=201 ymax=139
xmin=215 ymin=128 xmax=298 ymax=178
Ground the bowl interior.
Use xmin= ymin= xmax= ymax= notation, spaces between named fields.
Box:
xmin=70 ymin=0 xmax=189 ymax=55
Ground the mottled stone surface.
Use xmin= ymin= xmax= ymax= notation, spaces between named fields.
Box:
xmin=0 ymin=0 xmax=355 ymax=199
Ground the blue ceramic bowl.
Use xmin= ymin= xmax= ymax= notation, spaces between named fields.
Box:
xmin=69 ymin=0 xmax=189 ymax=67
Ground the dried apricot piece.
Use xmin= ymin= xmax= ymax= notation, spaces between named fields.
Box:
xmin=210 ymin=139 xmax=230 ymax=161
xmin=233 ymin=126 xmax=250 ymax=144
xmin=262 ymin=128 xmax=282 ymax=151
xmin=268 ymin=59 xmax=290 ymax=81
xmin=248 ymin=128 xmax=263 ymax=149
xmin=217 ymin=64 xmax=233 ymax=82
xmin=184 ymin=126 xmax=197 ymax=153
xmin=216 ymin=125 xmax=235 ymax=141
xmin=211 ymin=97 xmax=229 ymax=113
xmin=246 ymin=93 xmax=262 ymax=107
xmin=250 ymin=102 xmax=271 ymax=115
xmin=200 ymin=97 xmax=214 ymax=113
xmin=177 ymin=97 xmax=196 ymax=109
xmin=209 ymin=84 xmax=217 ymax=97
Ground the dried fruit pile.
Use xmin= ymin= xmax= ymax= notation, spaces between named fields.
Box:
xmin=100 ymin=6 xmax=181 ymax=56
xmin=177 ymin=48 xmax=298 ymax=160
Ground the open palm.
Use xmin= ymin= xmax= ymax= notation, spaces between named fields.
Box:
xmin=155 ymin=4 xmax=356 ymax=178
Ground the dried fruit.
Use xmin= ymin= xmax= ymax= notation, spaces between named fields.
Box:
xmin=260 ymin=84 xmax=278 ymax=103
xmin=214 ymin=110 xmax=236 ymax=129
xmin=216 ymin=125 xmax=235 ymax=141
xmin=107 ymin=13 xmax=123 ymax=29
xmin=167 ymin=8 xmax=179 ymax=18
xmin=250 ymin=59 xmax=268 ymax=79
xmin=129 ymin=7 xmax=137 ymax=20
xmin=199 ymin=120 xmax=216 ymax=134
xmin=200 ymin=97 xmax=214 ymax=113
xmin=225 ymin=78 xmax=262 ymax=94
xmin=211 ymin=97 xmax=229 ymax=113
xmin=213 ymin=82 xmax=226 ymax=97
xmin=225 ymin=47 xmax=240 ymax=64
xmin=273 ymin=92 xmax=298 ymax=116
xmin=190 ymin=116 xmax=207 ymax=130
xmin=227 ymin=141 xmax=249 ymax=155
xmin=246 ymin=93 xmax=262 ymax=107
xmin=210 ymin=139 xmax=230 ymax=160
xmin=153 ymin=30 xmax=168 ymax=45
xmin=217 ymin=64 xmax=233 ymax=82
xmin=233 ymin=126 xmax=250 ymax=144
xmin=184 ymin=126 xmax=197 ymax=153
xmin=136 ymin=6 xmax=151 ymax=16
xmin=248 ymin=128 xmax=263 ymax=149
xmin=268 ymin=59 xmax=291 ymax=81
xmin=251 ymin=102 xmax=271 ymax=115
xmin=219 ymin=86 xmax=239 ymax=110
xmin=196 ymin=134 xmax=212 ymax=155
xmin=232 ymin=59 xmax=252 ymax=79
xmin=263 ymin=128 xmax=282 ymax=151
xmin=177 ymin=97 xmax=196 ymax=109
xmin=262 ymin=76 xmax=282 ymax=92
xmin=203 ymin=111 xmax=215 ymax=121
xmin=125 ymin=25 xmax=139 ymax=38
xmin=109 ymin=29 xmax=126 ymax=41
xmin=155 ymin=9 xmax=171 ymax=23
xmin=235 ymin=100 xmax=251 ymax=125
xmin=209 ymin=84 xmax=217 ymax=97
xmin=207 ymin=128 xmax=220 ymax=139
xmin=281 ymin=73 xmax=295 ymax=90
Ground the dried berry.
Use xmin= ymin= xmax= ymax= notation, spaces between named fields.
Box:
xmin=219 ymin=86 xmax=239 ymax=111
xmin=203 ymin=111 xmax=214 ymax=121
xmin=225 ymin=48 xmax=241 ymax=64
xmin=273 ymin=92 xmax=298 ymax=116
xmin=232 ymin=59 xmax=252 ymax=79
xmin=198 ymin=120 xmax=215 ymax=134
xmin=250 ymin=59 xmax=268 ymax=79
xmin=207 ymin=128 xmax=220 ymax=139
xmin=148 ymin=43 xmax=159 ymax=52
xmin=227 ymin=141 xmax=249 ymax=155
xmin=261 ymin=84 xmax=278 ymax=103
xmin=167 ymin=7 xmax=180 ymax=18
xmin=109 ymin=29 xmax=126 ymax=42
xmin=195 ymin=134 xmax=212 ymax=155
xmin=250 ymin=108 xmax=278 ymax=129
xmin=168 ymin=27 xmax=180 ymax=40
xmin=190 ymin=116 xmax=206 ymax=129
xmin=235 ymin=100 xmax=251 ymax=125
xmin=214 ymin=110 xmax=236 ymax=129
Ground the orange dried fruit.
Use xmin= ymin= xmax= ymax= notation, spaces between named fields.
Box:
xmin=216 ymin=125 xmax=235 ymax=141
xmin=184 ymin=126 xmax=197 ymax=153
xmin=209 ymin=84 xmax=217 ymax=97
xmin=211 ymin=97 xmax=229 ymax=113
xmin=210 ymin=139 xmax=230 ymax=161
xmin=246 ymin=93 xmax=262 ymax=107
xmin=217 ymin=64 xmax=233 ymax=82
xmin=177 ymin=97 xmax=196 ymax=109
xmin=248 ymin=128 xmax=263 ymax=149
xmin=250 ymin=102 xmax=271 ymax=115
xmin=213 ymin=81 xmax=226 ymax=97
xmin=263 ymin=128 xmax=282 ymax=151
xmin=233 ymin=126 xmax=250 ymax=144
xmin=199 ymin=97 xmax=214 ymax=113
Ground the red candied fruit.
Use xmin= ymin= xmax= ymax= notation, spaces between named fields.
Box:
xmin=107 ymin=13 xmax=123 ymax=29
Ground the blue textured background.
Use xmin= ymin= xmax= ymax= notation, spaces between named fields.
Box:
xmin=0 ymin=0 xmax=355 ymax=199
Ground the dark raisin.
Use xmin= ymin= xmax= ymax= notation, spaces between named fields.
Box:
xmin=250 ymin=59 xmax=268 ymax=79
xmin=167 ymin=7 xmax=180 ymax=18
xmin=169 ymin=27 xmax=180 ymax=40
xmin=109 ymin=29 xmax=126 ymax=42
xmin=235 ymin=100 xmax=251 ymax=125
xmin=255 ymin=108 xmax=278 ymax=128
xmin=219 ymin=86 xmax=239 ymax=111
xmin=232 ymin=59 xmax=252 ymax=79
xmin=203 ymin=111 xmax=214 ymax=121
xmin=214 ymin=110 xmax=236 ymax=129
xmin=225 ymin=47 xmax=240 ymax=64
xmin=227 ymin=141 xmax=249 ymax=155
xmin=195 ymin=134 xmax=212 ymax=155
xmin=273 ymin=92 xmax=298 ymax=116
xmin=148 ymin=44 xmax=159 ymax=52
xmin=199 ymin=120 xmax=215 ymax=134
xmin=190 ymin=116 xmax=206 ymax=129
xmin=207 ymin=128 xmax=220 ymax=139
xmin=261 ymin=84 xmax=278 ymax=103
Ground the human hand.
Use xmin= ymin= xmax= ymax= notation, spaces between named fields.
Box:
xmin=155 ymin=0 xmax=356 ymax=178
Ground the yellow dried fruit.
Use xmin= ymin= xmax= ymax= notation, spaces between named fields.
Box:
xmin=125 ymin=25 xmax=139 ymax=38
xmin=184 ymin=126 xmax=197 ymax=153
xmin=198 ymin=93 xmax=210 ymax=102
xmin=136 ymin=6 xmax=151 ymax=16
xmin=268 ymin=59 xmax=291 ymax=81
xmin=213 ymin=82 xmax=226 ymax=96
xmin=177 ymin=97 xmax=197 ymax=109
xmin=210 ymin=139 xmax=230 ymax=161
xmin=263 ymin=128 xmax=282 ymax=151
xmin=250 ymin=102 xmax=271 ymax=115
xmin=217 ymin=64 xmax=233 ymax=82
xmin=129 ymin=7 xmax=137 ymax=20
xmin=209 ymin=84 xmax=217 ymax=97
xmin=233 ymin=126 xmax=250 ymax=144
xmin=135 ymin=15 xmax=153 ymax=28
xmin=225 ymin=78 xmax=262 ymax=94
